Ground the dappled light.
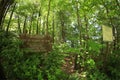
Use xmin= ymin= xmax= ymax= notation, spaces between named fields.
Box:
xmin=0 ymin=0 xmax=120 ymax=80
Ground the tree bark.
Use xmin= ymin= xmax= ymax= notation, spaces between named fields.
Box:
xmin=18 ymin=15 xmax=21 ymax=34
xmin=36 ymin=17 xmax=39 ymax=34
xmin=0 ymin=0 xmax=14 ymax=29
xmin=23 ymin=16 xmax=27 ymax=34
xmin=46 ymin=0 xmax=51 ymax=34
xmin=29 ymin=13 xmax=34 ymax=34
xmin=6 ymin=3 xmax=16 ymax=34
xmin=52 ymin=15 xmax=55 ymax=43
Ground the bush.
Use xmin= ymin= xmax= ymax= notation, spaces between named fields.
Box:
xmin=0 ymin=30 xmax=70 ymax=80
xmin=103 ymin=50 xmax=120 ymax=80
xmin=87 ymin=69 xmax=110 ymax=80
xmin=85 ymin=50 xmax=120 ymax=80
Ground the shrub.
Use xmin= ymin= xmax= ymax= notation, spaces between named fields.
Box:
xmin=0 ymin=30 xmax=69 ymax=80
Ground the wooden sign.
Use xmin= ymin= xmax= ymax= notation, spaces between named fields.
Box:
xmin=19 ymin=34 xmax=52 ymax=52
xmin=102 ymin=25 xmax=113 ymax=42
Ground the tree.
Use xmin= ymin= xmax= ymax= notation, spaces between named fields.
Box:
xmin=0 ymin=0 xmax=14 ymax=29
xmin=0 ymin=0 xmax=120 ymax=79
xmin=0 ymin=0 xmax=14 ymax=79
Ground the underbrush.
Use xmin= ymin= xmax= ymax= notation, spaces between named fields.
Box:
xmin=0 ymin=30 xmax=68 ymax=80
xmin=0 ymin=30 xmax=120 ymax=80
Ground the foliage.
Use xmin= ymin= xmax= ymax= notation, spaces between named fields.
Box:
xmin=87 ymin=69 xmax=110 ymax=80
xmin=0 ymin=30 xmax=41 ymax=79
xmin=0 ymin=30 xmax=70 ymax=80
xmin=0 ymin=0 xmax=120 ymax=79
xmin=103 ymin=50 xmax=120 ymax=80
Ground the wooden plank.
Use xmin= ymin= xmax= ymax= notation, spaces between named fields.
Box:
xmin=20 ymin=34 xmax=52 ymax=52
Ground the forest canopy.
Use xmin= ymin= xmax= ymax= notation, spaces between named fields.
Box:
xmin=0 ymin=0 xmax=120 ymax=80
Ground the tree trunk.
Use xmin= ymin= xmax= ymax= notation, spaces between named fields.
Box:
xmin=23 ymin=16 xmax=27 ymax=34
xmin=84 ymin=14 xmax=89 ymax=49
xmin=36 ymin=17 xmax=39 ymax=34
xmin=42 ymin=16 xmax=45 ymax=35
xmin=52 ymin=15 xmax=55 ymax=43
xmin=46 ymin=0 xmax=51 ymax=34
xmin=6 ymin=3 xmax=16 ymax=34
xmin=59 ymin=11 xmax=66 ymax=42
xmin=61 ymin=21 xmax=65 ymax=42
xmin=29 ymin=13 xmax=34 ymax=34
xmin=18 ymin=15 xmax=21 ymax=34
xmin=74 ymin=1 xmax=82 ymax=70
xmin=0 ymin=0 xmax=14 ymax=29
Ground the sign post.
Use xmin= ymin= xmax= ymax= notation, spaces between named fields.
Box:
xmin=102 ymin=25 xmax=114 ymax=65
